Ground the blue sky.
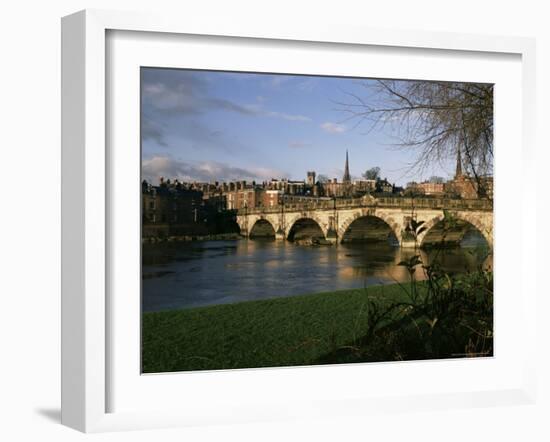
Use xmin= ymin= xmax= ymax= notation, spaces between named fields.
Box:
xmin=141 ymin=68 xmax=456 ymax=186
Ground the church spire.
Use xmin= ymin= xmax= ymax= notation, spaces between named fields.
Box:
xmin=343 ymin=150 xmax=351 ymax=183
xmin=455 ymin=147 xmax=463 ymax=178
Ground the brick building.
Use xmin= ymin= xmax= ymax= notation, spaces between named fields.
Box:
xmin=445 ymin=149 xmax=493 ymax=199
xmin=142 ymin=180 xmax=204 ymax=224
xmin=407 ymin=181 xmax=446 ymax=196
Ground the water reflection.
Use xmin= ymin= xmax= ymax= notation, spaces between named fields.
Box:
xmin=142 ymin=239 xmax=491 ymax=312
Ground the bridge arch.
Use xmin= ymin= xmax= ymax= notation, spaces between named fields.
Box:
xmin=286 ymin=217 xmax=327 ymax=242
xmin=338 ymin=212 xmax=401 ymax=245
xmin=249 ymin=218 xmax=277 ymax=239
xmin=419 ymin=212 xmax=493 ymax=249
xmin=236 ymin=213 xmax=280 ymax=237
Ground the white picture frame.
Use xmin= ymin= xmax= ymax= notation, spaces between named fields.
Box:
xmin=61 ymin=9 xmax=537 ymax=433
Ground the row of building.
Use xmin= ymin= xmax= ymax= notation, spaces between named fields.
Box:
xmin=142 ymin=151 xmax=394 ymax=225
xmin=407 ymin=176 xmax=493 ymax=199
xmin=142 ymin=150 xmax=492 ymax=228
xmin=406 ymin=149 xmax=493 ymax=199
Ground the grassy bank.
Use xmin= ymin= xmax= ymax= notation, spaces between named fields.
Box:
xmin=142 ymin=283 xmax=426 ymax=373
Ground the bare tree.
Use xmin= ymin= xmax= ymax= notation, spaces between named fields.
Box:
xmin=362 ymin=167 xmax=381 ymax=181
xmin=336 ymin=80 xmax=493 ymax=196
xmin=317 ymin=174 xmax=329 ymax=184
xmin=429 ymin=176 xmax=445 ymax=184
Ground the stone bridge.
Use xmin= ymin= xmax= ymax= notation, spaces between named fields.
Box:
xmin=236 ymin=195 xmax=493 ymax=248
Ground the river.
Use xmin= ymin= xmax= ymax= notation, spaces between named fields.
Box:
xmin=142 ymin=235 xmax=491 ymax=312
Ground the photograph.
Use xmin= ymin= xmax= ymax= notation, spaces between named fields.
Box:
xmin=140 ymin=67 xmax=494 ymax=373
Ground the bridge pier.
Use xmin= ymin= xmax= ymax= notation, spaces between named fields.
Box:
xmin=400 ymin=239 xmax=418 ymax=249
xmin=325 ymin=228 xmax=338 ymax=244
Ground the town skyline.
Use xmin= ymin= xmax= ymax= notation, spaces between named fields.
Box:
xmin=141 ymin=68 xmax=461 ymax=186
xmin=143 ymin=151 xmax=405 ymax=187
xmin=142 ymin=150 xmax=448 ymax=188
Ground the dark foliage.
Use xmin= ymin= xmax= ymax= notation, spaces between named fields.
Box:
xmin=317 ymin=210 xmax=493 ymax=364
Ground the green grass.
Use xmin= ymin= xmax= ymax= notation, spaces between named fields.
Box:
xmin=142 ymin=283 xmax=423 ymax=373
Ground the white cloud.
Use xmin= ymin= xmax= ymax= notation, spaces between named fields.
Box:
xmin=142 ymin=76 xmax=255 ymax=116
xmin=142 ymin=73 xmax=311 ymax=123
xmin=142 ymin=81 xmax=200 ymax=114
xmin=141 ymin=118 xmax=168 ymax=146
xmin=320 ymin=122 xmax=347 ymax=133
xmin=142 ymin=155 xmax=288 ymax=184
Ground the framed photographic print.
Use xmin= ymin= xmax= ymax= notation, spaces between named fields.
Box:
xmin=139 ymin=67 xmax=495 ymax=374
xmin=61 ymin=9 xmax=537 ymax=433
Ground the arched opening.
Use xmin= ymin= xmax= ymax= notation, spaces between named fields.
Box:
xmin=421 ymin=218 xmax=489 ymax=249
xmin=249 ymin=219 xmax=276 ymax=239
xmin=287 ymin=218 xmax=325 ymax=243
xmin=420 ymin=218 xmax=491 ymax=274
xmin=341 ymin=216 xmax=399 ymax=246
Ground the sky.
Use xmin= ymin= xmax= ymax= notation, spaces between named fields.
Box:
xmin=141 ymin=68 xmax=458 ymax=186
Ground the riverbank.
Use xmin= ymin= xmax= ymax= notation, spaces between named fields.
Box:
xmin=142 ymin=233 xmax=336 ymax=244
xmin=142 ymin=232 xmax=242 ymax=243
xmin=142 ymin=282 xmax=424 ymax=373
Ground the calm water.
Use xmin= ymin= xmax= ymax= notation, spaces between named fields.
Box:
xmin=142 ymin=238 xmax=491 ymax=312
